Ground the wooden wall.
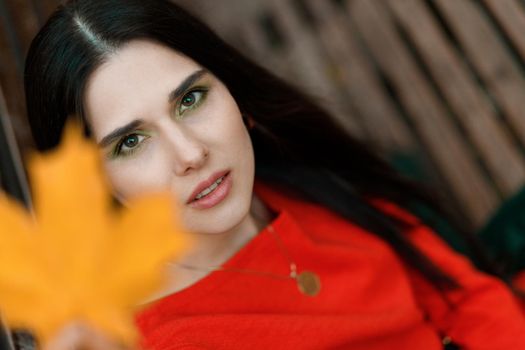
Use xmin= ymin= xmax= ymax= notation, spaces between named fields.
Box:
xmin=2 ymin=0 xmax=525 ymax=228
xmin=0 ymin=0 xmax=59 ymax=146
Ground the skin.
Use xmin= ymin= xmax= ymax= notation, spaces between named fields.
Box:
xmin=83 ymin=39 xmax=273 ymax=294
xmin=47 ymin=38 xmax=276 ymax=350
xmin=44 ymin=322 xmax=128 ymax=350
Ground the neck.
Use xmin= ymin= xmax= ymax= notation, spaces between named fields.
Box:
xmin=140 ymin=193 xmax=275 ymax=304
xmin=176 ymin=193 xmax=274 ymax=267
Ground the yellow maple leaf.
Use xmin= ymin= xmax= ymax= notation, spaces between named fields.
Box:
xmin=0 ymin=123 xmax=191 ymax=346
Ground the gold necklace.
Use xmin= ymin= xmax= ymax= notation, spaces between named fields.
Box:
xmin=174 ymin=224 xmax=322 ymax=296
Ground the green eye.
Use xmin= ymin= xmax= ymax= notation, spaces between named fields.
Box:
xmin=178 ymin=88 xmax=208 ymax=116
xmin=182 ymin=94 xmax=197 ymax=106
xmin=112 ymin=133 xmax=149 ymax=158
xmin=123 ymin=134 xmax=140 ymax=148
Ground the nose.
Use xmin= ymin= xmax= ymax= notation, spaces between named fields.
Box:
xmin=164 ymin=127 xmax=209 ymax=176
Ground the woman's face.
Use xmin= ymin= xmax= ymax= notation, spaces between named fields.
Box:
xmin=84 ymin=40 xmax=256 ymax=235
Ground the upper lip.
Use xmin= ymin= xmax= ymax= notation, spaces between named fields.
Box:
xmin=187 ymin=169 xmax=230 ymax=204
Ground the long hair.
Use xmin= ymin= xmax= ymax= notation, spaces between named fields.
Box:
xmin=24 ymin=0 xmax=497 ymax=289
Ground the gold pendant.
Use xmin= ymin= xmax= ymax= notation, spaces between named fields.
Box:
xmin=296 ymin=271 xmax=321 ymax=296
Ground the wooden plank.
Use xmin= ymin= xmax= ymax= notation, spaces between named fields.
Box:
xmin=434 ymin=0 xmax=525 ymax=147
xmin=304 ymin=0 xmax=415 ymax=152
xmin=4 ymin=0 xmax=41 ymax=61
xmin=0 ymin=84 xmax=32 ymax=207
xmin=0 ymin=0 xmax=24 ymax=74
xmin=0 ymin=0 xmax=26 ymax=134
xmin=237 ymin=1 xmax=293 ymax=80
xmin=266 ymin=0 xmax=364 ymax=138
xmin=481 ymin=0 xmax=525 ymax=61
xmin=387 ymin=0 xmax=525 ymax=197
xmin=30 ymin=0 xmax=60 ymax=26
xmin=347 ymin=0 xmax=499 ymax=226
xmin=239 ymin=21 xmax=289 ymax=76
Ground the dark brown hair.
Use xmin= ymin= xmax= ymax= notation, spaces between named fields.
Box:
xmin=24 ymin=0 xmax=498 ymax=289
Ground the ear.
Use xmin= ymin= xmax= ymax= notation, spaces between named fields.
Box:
xmin=242 ymin=114 xmax=255 ymax=130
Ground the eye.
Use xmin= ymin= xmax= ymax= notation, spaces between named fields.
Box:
xmin=113 ymin=133 xmax=149 ymax=158
xmin=178 ymin=88 xmax=208 ymax=115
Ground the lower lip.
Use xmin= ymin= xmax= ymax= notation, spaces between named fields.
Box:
xmin=188 ymin=172 xmax=232 ymax=209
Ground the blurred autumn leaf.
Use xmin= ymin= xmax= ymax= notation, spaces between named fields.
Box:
xmin=0 ymin=122 xmax=191 ymax=347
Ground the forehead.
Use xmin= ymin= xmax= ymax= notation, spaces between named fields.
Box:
xmin=83 ymin=40 xmax=203 ymax=136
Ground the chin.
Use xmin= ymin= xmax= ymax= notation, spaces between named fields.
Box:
xmin=181 ymin=191 xmax=252 ymax=235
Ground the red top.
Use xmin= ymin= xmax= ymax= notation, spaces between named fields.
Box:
xmin=135 ymin=180 xmax=525 ymax=350
xmin=514 ymin=271 xmax=525 ymax=310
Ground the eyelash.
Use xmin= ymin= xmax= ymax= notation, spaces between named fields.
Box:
xmin=112 ymin=133 xmax=149 ymax=158
xmin=175 ymin=87 xmax=209 ymax=118
xmin=110 ymin=87 xmax=209 ymax=158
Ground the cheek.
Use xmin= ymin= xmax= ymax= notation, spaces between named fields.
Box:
xmin=223 ymin=114 xmax=255 ymax=190
xmin=102 ymin=147 xmax=172 ymax=199
xmin=232 ymin=115 xmax=254 ymax=164
xmin=221 ymin=105 xmax=254 ymax=175
xmin=234 ymin=124 xmax=254 ymax=165
xmin=213 ymin=94 xmax=252 ymax=154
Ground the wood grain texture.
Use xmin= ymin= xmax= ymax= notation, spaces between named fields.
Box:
xmin=306 ymin=0 xmax=415 ymax=152
xmin=1 ymin=0 xmax=525 ymax=226
xmin=435 ymin=0 xmax=525 ymax=146
xmin=388 ymin=0 xmax=525 ymax=197
xmin=267 ymin=0 xmax=364 ymax=137
xmin=348 ymin=0 xmax=499 ymax=225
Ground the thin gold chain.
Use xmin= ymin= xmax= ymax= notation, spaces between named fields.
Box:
xmin=173 ymin=224 xmax=297 ymax=280
xmin=267 ymin=224 xmax=298 ymax=279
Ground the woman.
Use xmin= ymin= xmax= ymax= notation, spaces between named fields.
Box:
xmin=24 ymin=0 xmax=525 ymax=349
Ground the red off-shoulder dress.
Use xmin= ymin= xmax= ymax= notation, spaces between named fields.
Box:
xmin=135 ymin=180 xmax=525 ymax=349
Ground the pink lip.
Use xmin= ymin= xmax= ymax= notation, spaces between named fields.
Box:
xmin=186 ymin=169 xmax=231 ymax=205
xmin=188 ymin=172 xmax=232 ymax=210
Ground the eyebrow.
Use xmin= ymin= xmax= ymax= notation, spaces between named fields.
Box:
xmin=98 ymin=119 xmax=143 ymax=147
xmin=168 ymin=68 xmax=208 ymax=103
xmin=98 ymin=69 xmax=208 ymax=147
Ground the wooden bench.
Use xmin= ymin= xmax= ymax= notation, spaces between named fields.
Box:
xmin=2 ymin=0 xmax=525 ymax=228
